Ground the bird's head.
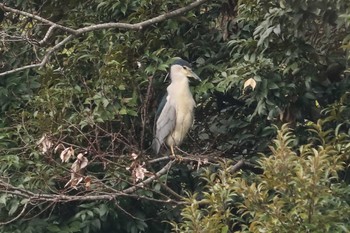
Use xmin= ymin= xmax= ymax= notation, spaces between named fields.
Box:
xmin=170 ymin=58 xmax=201 ymax=82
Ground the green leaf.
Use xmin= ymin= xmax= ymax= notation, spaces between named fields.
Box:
xmin=9 ymin=200 xmax=19 ymax=216
xmin=119 ymin=108 xmax=127 ymax=115
xmin=0 ymin=194 xmax=7 ymax=205
xmin=221 ymin=225 xmax=229 ymax=233
xmin=91 ymin=219 xmax=101 ymax=230
xmin=118 ymin=84 xmax=126 ymax=90
xmin=47 ymin=225 xmax=61 ymax=232
xmin=95 ymin=204 xmax=109 ymax=217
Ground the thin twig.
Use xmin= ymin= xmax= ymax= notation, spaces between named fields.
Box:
xmin=159 ymin=182 xmax=184 ymax=200
xmin=114 ymin=201 xmax=145 ymax=221
xmin=140 ymin=76 xmax=153 ymax=155
xmin=0 ymin=202 xmax=28 ymax=225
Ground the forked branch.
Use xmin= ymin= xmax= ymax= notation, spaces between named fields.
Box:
xmin=0 ymin=0 xmax=210 ymax=77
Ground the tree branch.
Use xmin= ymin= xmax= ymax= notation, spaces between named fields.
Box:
xmin=0 ymin=4 xmax=77 ymax=34
xmin=229 ymin=159 xmax=244 ymax=173
xmin=38 ymin=25 xmax=56 ymax=45
xmin=0 ymin=202 xmax=28 ymax=226
xmin=0 ymin=35 xmax=75 ymax=77
xmin=0 ymin=0 xmax=210 ymax=77
xmin=0 ymin=161 xmax=174 ymax=204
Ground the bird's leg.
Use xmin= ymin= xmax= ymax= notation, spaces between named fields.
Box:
xmin=170 ymin=145 xmax=183 ymax=161
xmin=170 ymin=145 xmax=176 ymax=157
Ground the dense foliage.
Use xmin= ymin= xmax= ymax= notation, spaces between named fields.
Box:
xmin=172 ymin=121 xmax=350 ymax=232
xmin=0 ymin=0 xmax=349 ymax=232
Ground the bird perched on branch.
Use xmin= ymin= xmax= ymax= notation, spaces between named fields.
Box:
xmin=152 ymin=58 xmax=201 ymax=157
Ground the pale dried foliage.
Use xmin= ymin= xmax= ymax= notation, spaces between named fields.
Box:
xmin=37 ymin=134 xmax=53 ymax=154
xmin=126 ymin=153 xmax=150 ymax=183
xmin=60 ymin=147 xmax=74 ymax=163
xmin=65 ymin=153 xmax=89 ymax=189
xmin=243 ymin=78 xmax=257 ymax=92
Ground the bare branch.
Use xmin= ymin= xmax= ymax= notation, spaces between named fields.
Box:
xmin=0 ymin=35 xmax=74 ymax=76
xmin=0 ymin=202 xmax=28 ymax=225
xmin=114 ymin=201 xmax=145 ymax=221
xmin=148 ymin=151 xmax=223 ymax=164
xmin=0 ymin=4 xmax=77 ymax=34
xmin=39 ymin=35 xmax=74 ymax=68
xmin=159 ymin=182 xmax=184 ymax=200
xmin=76 ymin=0 xmax=209 ymax=33
xmin=0 ymin=161 xmax=174 ymax=204
xmin=229 ymin=159 xmax=244 ymax=173
xmin=38 ymin=25 xmax=56 ymax=45
xmin=0 ymin=0 xmax=210 ymax=77
xmin=0 ymin=63 xmax=41 ymax=76
xmin=140 ymin=76 xmax=153 ymax=154
xmin=123 ymin=160 xmax=174 ymax=193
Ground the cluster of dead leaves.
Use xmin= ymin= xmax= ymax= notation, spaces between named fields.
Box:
xmin=37 ymin=134 xmax=90 ymax=190
xmin=126 ymin=153 xmax=150 ymax=184
xmin=63 ymin=151 xmax=89 ymax=189
xmin=37 ymin=134 xmax=151 ymax=191
xmin=37 ymin=134 xmax=53 ymax=154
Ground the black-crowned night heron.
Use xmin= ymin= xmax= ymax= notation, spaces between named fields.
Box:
xmin=152 ymin=58 xmax=201 ymax=156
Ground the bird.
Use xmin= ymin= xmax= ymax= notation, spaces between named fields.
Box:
xmin=152 ymin=58 xmax=201 ymax=157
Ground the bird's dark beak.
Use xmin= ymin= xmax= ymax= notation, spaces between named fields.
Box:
xmin=189 ymin=70 xmax=201 ymax=81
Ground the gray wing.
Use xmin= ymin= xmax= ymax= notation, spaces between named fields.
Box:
xmin=152 ymin=96 xmax=176 ymax=154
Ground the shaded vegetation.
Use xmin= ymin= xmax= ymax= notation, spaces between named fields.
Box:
xmin=0 ymin=0 xmax=349 ymax=232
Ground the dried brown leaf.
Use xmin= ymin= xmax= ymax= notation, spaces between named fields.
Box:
xmin=60 ymin=147 xmax=74 ymax=163
xmin=131 ymin=152 xmax=138 ymax=160
xmin=54 ymin=143 xmax=65 ymax=153
xmin=85 ymin=177 xmax=92 ymax=190
xmin=134 ymin=163 xmax=148 ymax=182
xmin=37 ymin=134 xmax=53 ymax=154
xmin=77 ymin=153 xmax=88 ymax=169
xmin=64 ymin=153 xmax=88 ymax=189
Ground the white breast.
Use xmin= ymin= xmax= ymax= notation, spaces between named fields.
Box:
xmin=166 ymin=79 xmax=195 ymax=147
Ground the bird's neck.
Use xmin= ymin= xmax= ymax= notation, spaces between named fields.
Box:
xmin=170 ymin=73 xmax=189 ymax=85
xmin=168 ymin=77 xmax=192 ymax=99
